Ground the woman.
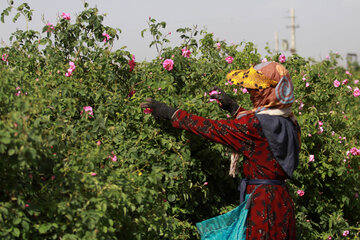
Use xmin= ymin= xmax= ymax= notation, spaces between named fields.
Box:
xmin=140 ymin=61 xmax=300 ymax=239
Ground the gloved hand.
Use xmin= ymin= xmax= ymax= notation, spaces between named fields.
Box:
xmin=209 ymin=86 xmax=239 ymax=116
xmin=140 ymin=98 xmax=178 ymax=120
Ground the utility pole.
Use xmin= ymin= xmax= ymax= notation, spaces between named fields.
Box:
xmin=274 ymin=31 xmax=279 ymax=53
xmin=287 ymin=8 xmax=299 ymax=54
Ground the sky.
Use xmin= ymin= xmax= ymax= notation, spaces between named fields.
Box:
xmin=1 ymin=0 xmax=360 ymax=65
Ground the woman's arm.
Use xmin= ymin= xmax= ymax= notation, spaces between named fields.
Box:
xmin=171 ymin=109 xmax=259 ymax=152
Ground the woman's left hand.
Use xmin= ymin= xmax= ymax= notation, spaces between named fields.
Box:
xmin=209 ymin=86 xmax=239 ymax=116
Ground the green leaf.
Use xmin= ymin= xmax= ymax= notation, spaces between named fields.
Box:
xmin=141 ymin=29 xmax=147 ymax=38
xmin=62 ymin=234 xmax=77 ymax=240
xmin=17 ymin=4 xmax=25 ymax=11
xmin=0 ymin=136 xmax=11 ymax=144
xmin=13 ymin=217 xmax=21 ymax=225
xmin=168 ymin=194 xmax=176 ymax=202
xmin=21 ymin=221 xmax=30 ymax=232
xmin=12 ymin=228 xmax=20 ymax=237
xmin=39 ymin=224 xmax=51 ymax=234
xmin=12 ymin=12 xmax=20 ymax=23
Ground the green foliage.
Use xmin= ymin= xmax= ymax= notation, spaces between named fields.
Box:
xmin=1 ymin=0 xmax=33 ymax=28
xmin=1 ymin=2 xmax=359 ymax=239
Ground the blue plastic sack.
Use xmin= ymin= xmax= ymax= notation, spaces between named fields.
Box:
xmin=196 ymin=194 xmax=250 ymax=240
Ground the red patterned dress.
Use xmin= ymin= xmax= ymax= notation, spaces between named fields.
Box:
xmin=171 ymin=109 xmax=296 ymax=240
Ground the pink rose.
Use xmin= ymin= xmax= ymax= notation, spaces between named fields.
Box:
xmin=108 ymin=152 xmax=117 ymax=162
xmin=305 ymin=82 xmax=310 ymax=87
xmin=278 ymin=54 xmax=286 ymax=63
xmin=181 ymin=48 xmax=191 ymax=58
xmin=318 ymin=121 xmax=323 ymax=126
xmin=163 ymin=59 xmax=174 ymax=71
xmin=144 ymin=108 xmax=153 ymax=114
xmin=296 ymin=190 xmax=305 ymax=196
xmin=15 ymin=87 xmax=21 ymax=96
xmin=90 ymin=172 xmax=97 ymax=176
xmin=342 ymin=230 xmax=349 ymax=237
xmin=83 ymin=106 xmax=93 ymax=115
xmin=61 ymin=12 xmax=71 ymax=20
xmin=345 ymin=71 xmax=351 ymax=75
xmin=127 ymin=89 xmax=136 ymax=98
xmin=353 ymin=87 xmax=360 ymax=97
xmin=46 ymin=23 xmax=54 ymax=32
xmin=216 ymin=42 xmax=221 ymax=50
xmin=299 ymin=102 xmax=304 ymax=110
xmin=318 ymin=126 xmax=324 ymax=134
xmin=129 ymin=55 xmax=136 ymax=72
xmin=242 ymin=88 xmax=248 ymax=94
xmin=209 ymin=90 xmax=221 ymax=95
xmin=102 ymin=32 xmax=111 ymax=42
xmin=342 ymin=79 xmax=348 ymax=85
xmin=354 ymin=79 xmax=359 ymax=84
xmin=2 ymin=53 xmax=8 ymax=62
xmin=69 ymin=61 xmax=75 ymax=70
xmin=225 ymin=56 xmax=234 ymax=64
xmin=227 ymin=80 xmax=233 ymax=86
xmin=350 ymin=147 xmax=359 ymax=156
xmin=81 ymin=106 xmax=93 ymax=117
xmin=261 ymin=58 xmax=268 ymax=63
xmin=333 ymin=80 xmax=340 ymax=87
xmin=209 ymin=98 xmax=220 ymax=104
xmin=309 ymin=155 xmax=315 ymax=162
xmin=65 ymin=61 xmax=75 ymax=77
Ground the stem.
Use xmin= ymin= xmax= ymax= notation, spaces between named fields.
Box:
xmin=24 ymin=11 xmax=29 ymax=30
xmin=148 ymin=20 xmax=161 ymax=57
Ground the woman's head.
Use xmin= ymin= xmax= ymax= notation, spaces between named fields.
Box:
xmin=227 ymin=61 xmax=294 ymax=110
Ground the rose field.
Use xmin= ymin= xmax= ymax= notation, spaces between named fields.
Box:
xmin=0 ymin=2 xmax=359 ymax=240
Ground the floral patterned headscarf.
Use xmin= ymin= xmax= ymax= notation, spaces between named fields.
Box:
xmin=227 ymin=61 xmax=295 ymax=116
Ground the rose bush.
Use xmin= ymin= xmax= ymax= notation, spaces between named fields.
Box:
xmin=0 ymin=2 xmax=359 ymax=239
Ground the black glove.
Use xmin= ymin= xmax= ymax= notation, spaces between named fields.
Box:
xmin=209 ymin=86 xmax=239 ymax=116
xmin=140 ymin=98 xmax=178 ymax=120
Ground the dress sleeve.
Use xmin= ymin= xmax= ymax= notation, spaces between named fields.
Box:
xmin=171 ymin=109 xmax=260 ymax=153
